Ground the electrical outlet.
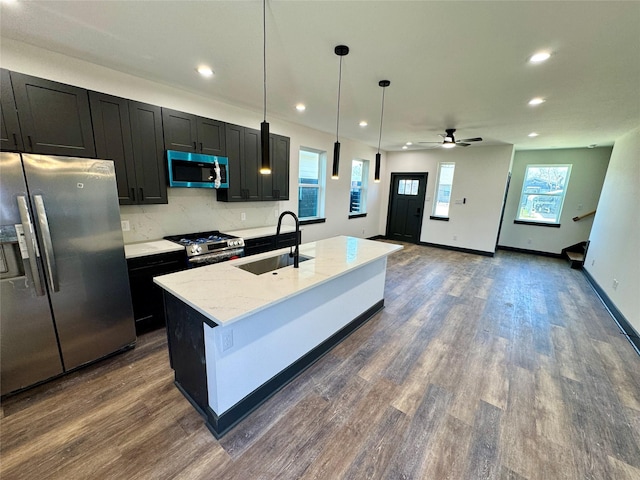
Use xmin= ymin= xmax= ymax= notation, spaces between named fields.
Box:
xmin=612 ymin=279 xmax=619 ymax=290
xmin=221 ymin=330 xmax=233 ymax=351
xmin=241 ymin=212 xmax=246 ymax=221
xmin=453 ymin=234 xmax=458 ymax=241
xmin=121 ymin=220 xmax=130 ymax=232
xmin=577 ymin=203 xmax=583 ymax=211
xmin=527 ymin=238 xmax=532 ymax=245
xmin=591 ymin=259 xmax=595 ymax=266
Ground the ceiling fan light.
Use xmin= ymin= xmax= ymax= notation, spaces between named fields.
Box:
xmin=529 ymin=52 xmax=551 ymax=63
xmin=442 ymin=143 xmax=456 ymax=149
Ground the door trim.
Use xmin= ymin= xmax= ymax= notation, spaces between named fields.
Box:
xmin=385 ymin=172 xmax=428 ymax=242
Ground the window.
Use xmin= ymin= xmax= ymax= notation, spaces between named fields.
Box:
xmin=350 ymin=159 xmax=369 ymax=215
xmin=517 ymin=164 xmax=572 ymax=224
xmin=298 ymin=148 xmax=326 ymax=220
xmin=432 ymin=162 xmax=455 ymax=218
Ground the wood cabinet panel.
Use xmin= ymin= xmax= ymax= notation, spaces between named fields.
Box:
xmin=0 ymin=68 xmax=24 ymax=151
xmin=129 ymin=102 xmax=168 ymax=204
xmin=10 ymin=72 xmax=96 ymax=157
xmin=162 ymin=108 xmax=226 ymax=156
xmin=89 ymin=92 xmax=137 ymax=204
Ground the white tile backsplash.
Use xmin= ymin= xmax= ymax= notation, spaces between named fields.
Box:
xmin=120 ymin=188 xmax=281 ymax=243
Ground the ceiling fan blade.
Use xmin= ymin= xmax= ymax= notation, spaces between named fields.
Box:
xmin=456 ymin=142 xmax=471 ymax=147
xmin=418 ymin=141 xmax=443 ymax=144
xmin=458 ymin=137 xmax=483 ymax=142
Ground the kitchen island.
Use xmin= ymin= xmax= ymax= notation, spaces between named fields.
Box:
xmin=154 ymin=235 xmax=402 ymax=437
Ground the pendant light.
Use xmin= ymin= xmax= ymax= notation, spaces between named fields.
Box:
xmin=259 ymin=0 xmax=271 ymax=175
xmin=332 ymin=45 xmax=349 ymax=179
xmin=375 ymin=80 xmax=390 ymax=183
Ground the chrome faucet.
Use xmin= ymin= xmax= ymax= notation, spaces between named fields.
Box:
xmin=276 ymin=210 xmax=300 ymax=268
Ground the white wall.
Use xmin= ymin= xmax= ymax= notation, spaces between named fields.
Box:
xmin=382 ymin=145 xmax=514 ymax=254
xmin=1 ymin=39 xmax=385 ymax=243
xmin=584 ymin=127 xmax=639 ymax=332
xmin=498 ymin=147 xmax=612 ymax=254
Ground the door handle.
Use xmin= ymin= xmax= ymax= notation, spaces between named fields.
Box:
xmin=12 ymin=133 xmax=18 ymax=147
xmin=199 ymin=142 xmax=203 ymax=152
xmin=27 ymin=135 xmax=34 ymax=150
xmin=193 ymin=141 xmax=197 ymax=151
xmin=139 ymin=188 xmax=144 ymax=201
xmin=16 ymin=196 xmax=45 ymax=296
xmin=33 ymin=195 xmax=59 ymax=292
xmin=131 ymin=187 xmax=136 ymax=201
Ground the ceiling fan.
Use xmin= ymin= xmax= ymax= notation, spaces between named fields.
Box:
xmin=419 ymin=128 xmax=483 ymax=148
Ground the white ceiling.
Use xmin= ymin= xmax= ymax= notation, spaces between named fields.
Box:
xmin=1 ymin=1 xmax=639 ymax=151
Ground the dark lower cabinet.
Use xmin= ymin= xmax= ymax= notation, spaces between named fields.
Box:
xmin=90 ymin=93 xmax=168 ymax=205
xmin=244 ymin=231 xmax=301 ymax=257
xmin=10 ymin=72 xmax=96 ymax=157
xmin=0 ymin=68 xmax=24 ymax=151
xmin=127 ymin=250 xmax=187 ymax=334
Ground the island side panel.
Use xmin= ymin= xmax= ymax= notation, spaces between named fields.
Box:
xmin=203 ymin=257 xmax=388 ymax=416
xmin=164 ymin=292 xmax=211 ymax=416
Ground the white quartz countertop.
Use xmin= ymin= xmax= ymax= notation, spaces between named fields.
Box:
xmin=224 ymin=225 xmax=297 ymax=240
xmin=154 ymin=236 xmax=402 ymax=326
xmin=124 ymin=240 xmax=185 ymax=259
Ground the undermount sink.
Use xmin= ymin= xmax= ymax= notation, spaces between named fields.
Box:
xmin=235 ymin=253 xmax=313 ymax=275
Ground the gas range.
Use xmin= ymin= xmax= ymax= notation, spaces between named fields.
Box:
xmin=164 ymin=231 xmax=245 ymax=267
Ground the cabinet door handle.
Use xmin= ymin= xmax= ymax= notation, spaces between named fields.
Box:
xmin=139 ymin=188 xmax=144 ymax=201
xmin=193 ymin=141 xmax=197 ymax=151
xmin=27 ymin=135 xmax=34 ymax=150
xmin=12 ymin=133 xmax=18 ymax=147
xmin=131 ymin=187 xmax=136 ymax=201
xmin=199 ymin=142 xmax=203 ymax=152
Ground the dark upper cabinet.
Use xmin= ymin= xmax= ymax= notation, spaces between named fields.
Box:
xmin=89 ymin=92 xmax=137 ymax=204
xmin=0 ymin=68 xmax=24 ymax=151
xmin=261 ymin=133 xmax=290 ymax=201
xmin=219 ymin=125 xmax=290 ymax=202
xmin=217 ymin=124 xmax=261 ymax=202
xmin=91 ymin=92 xmax=168 ymax=205
xmin=10 ymin=72 xmax=96 ymax=157
xmin=129 ymin=102 xmax=167 ymax=204
xmin=162 ymin=108 xmax=225 ymax=156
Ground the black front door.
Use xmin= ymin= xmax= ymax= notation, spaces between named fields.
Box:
xmin=386 ymin=173 xmax=428 ymax=243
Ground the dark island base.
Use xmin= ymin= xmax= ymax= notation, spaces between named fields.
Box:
xmin=164 ymin=292 xmax=384 ymax=438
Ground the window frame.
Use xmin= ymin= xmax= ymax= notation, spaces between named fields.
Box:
xmin=349 ymin=159 xmax=369 ymax=216
xmin=515 ymin=164 xmax=572 ymax=226
xmin=298 ymin=147 xmax=327 ymax=222
xmin=431 ymin=162 xmax=456 ymax=219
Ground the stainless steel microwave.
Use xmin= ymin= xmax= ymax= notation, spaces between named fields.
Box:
xmin=166 ymin=150 xmax=229 ymax=188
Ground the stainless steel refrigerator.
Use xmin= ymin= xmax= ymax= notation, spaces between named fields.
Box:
xmin=0 ymin=152 xmax=136 ymax=396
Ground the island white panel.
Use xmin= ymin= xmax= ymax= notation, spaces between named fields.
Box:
xmin=204 ymin=258 xmax=387 ymax=414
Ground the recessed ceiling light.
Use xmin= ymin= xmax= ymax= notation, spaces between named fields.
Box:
xmin=528 ymin=132 xmax=539 ymax=137
xmin=359 ymin=121 xmax=368 ymax=127
xmin=529 ymin=51 xmax=551 ymax=63
xmin=295 ymin=103 xmax=306 ymax=112
xmin=402 ymin=146 xmax=408 ymax=150
xmin=588 ymin=144 xmax=597 ymax=148
xmin=197 ymin=66 xmax=214 ymax=77
xmin=405 ymin=142 xmax=413 ymax=146
xmin=528 ymin=97 xmax=545 ymax=106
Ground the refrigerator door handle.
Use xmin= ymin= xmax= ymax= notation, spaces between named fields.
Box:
xmin=33 ymin=195 xmax=60 ymax=292
xmin=16 ymin=195 xmax=46 ymax=296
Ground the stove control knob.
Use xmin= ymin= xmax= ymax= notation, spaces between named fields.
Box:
xmin=191 ymin=245 xmax=202 ymax=255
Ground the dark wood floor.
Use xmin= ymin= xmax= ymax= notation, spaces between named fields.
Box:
xmin=2 ymin=243 xmax=639 ymax=479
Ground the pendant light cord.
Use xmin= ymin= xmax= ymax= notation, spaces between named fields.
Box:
xmin=377 ymin=86 xmax=386 ymax=154
xmin=263 ymin=0 xmax=267 ymax=122
xmin=336 ymin=55 xmax=343 ymax=141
